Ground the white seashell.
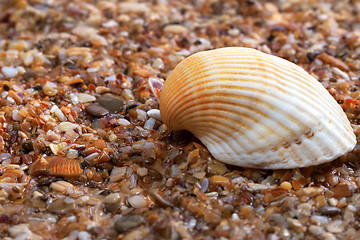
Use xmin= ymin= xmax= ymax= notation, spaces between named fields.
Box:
xmin=160 ymin=47 xmax=356 ymax=169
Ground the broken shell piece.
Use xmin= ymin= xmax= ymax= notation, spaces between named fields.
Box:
xmin=29 ymin=156 xmax=83 ymax=177
xmin=160 ymin=47 xmax=356 ymax=169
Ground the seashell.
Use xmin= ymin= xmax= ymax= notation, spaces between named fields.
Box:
xmin=160 ymin=47 xmax=356 ymax=169
xmin=29 ymin=156 xmax=83 ymax=177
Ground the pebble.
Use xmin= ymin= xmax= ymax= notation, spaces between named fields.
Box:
xmin=332 ymin=183 xmax=353 ymax=198
xmin=43 ymin=82 xmax=58 ymax=96
xmin=118 ymin=118 xmax=131 ymax=126
xmin=97 ymin=93 xmax=124 ymax=113
xmin=47 ymin=198 xmax=75 ymax=214
xmin=114 ymin=215 xmax=145 ymax=233
xmin=144 ymin=118 xmax=156 ymax=130
xmin=152 ymin=57 xmax=164 ymax=70
xmin=163 ymin=24 xmax=188 ymax=34
xmin=85 ymin=104 xmax=109 ymax=117
xmin=308 ymin=225 xmax=324 ymax=236
xmin=58 ymin=122 xmax=78 ymax=131
xmin=320 ymin=232 xmax=336 ymax=240
xmin=209 ymin=175 xmax=229 ymax=186
xmin=102 ymin=20 xmax=118 ymax=28
xmin=287 ymin=218 xmax=306 ymax=233
xmin=310 ymin=215 xmax=330 ymax=225
xmin=2 ymin=66 xmax=18 ymax=78
xmin=119 ymin=2 xmax=149 ymax=13
xmin=128 ymin=194 xmax=148 ymax=208
xmin=77 ymin=231 xmax=91 ymax=240
xmin=320 ymin=206 xmax=342 ymax=216
xmin=78 ymin=93 xmax=96 ymax=103
xmin=103 ymin=193 xmax=121 ymax=204
xmin=326 ymin=223 xmax=344 ymax=233
xmin=109 ymin=167 xmax=127 ymax=182
xmin=147 ymin=109 xmax=161 ymax=121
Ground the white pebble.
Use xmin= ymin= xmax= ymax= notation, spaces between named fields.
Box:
xmin=50 ymin=105 xmax=67 ymax=122
xmin=147 ymin=109 xmax=162 ymax=121
xmin=109 ymin=167 xmax=127 ymax=182
xmin=137 ymin=167 xmax=148 ymax=177
xmin=12 ymin=110 xmax=23 ymax=121
xmin=78 ymin=93 xmax=96 ymax=103
xmin=86 ymin=67 xmax=98 ymax=73
xmin=2 ymin=66 xmax=18 ymax=78
xmin=127 ymin=194 xmax=147 ymax=208
xmin=70 ymin=93 xmax=80 ymax=105
xmin=117 ymin=118 xmax=131 ymax=126
xmin=16 ymin=66 xmax=26 ymax=74
xmin=152 ymin=57 xmax=164 ymax=70
xmin=58 ymin=122 xmax=78 ymax=131
xmin=43 ymin=82 xmax=58 ymax=96
xmin=104 ymin=75 xmax=116 ymax=81
xmin=144 ymin=117 xmax=156 ymax=130
xmin=67 ymin=149 xmax=79 ymax=159
xmin=84 ymin=152 xmax=99 ymax=162
xmin=102 ymin=20 xmax=118 ymax=28
xmin=77 ymin=231 xmax=91 ymax=240
xmin=136 ymin=109 xmax=147 ymax=121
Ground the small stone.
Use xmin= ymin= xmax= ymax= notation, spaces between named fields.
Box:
xmin=280 ymin=181 xmax=292 ymax=190
xmin=43 ymin=82 xmax=58 ymax=96
xmin=58 ymin=122 xmax=78 ymax=132
xmin=85 ymin=104 xmax=109 ymax=117
xmin=119 ymin=2 xmax=149 ymax=13
xmin=147 ymin=109 xmax=162 ymax=121
xmin=47 ymin=198 xmax=75 ymax=214
xmin=102 ymin=20 xmax=118 ymax=28
xmin=137 ymin=167 xmax=148 ymax=177
xmin=287 ymin=218 xmax=306 ymax=233
xmin=2 ymin=66 xmax=18 ymax=78
xmin=97 ymin=93 xmax=124 ymax=113
xmin=326 ymin=223 xmax=344 ymax=233
xmin=78 ymin=93 xmax=96 ymax=103
xmin=320 ymin=206 xmax=342 ymax=216
xmin=309 ymin=225 xmax=324 ymax=236
xmin=114 ymin=215 xmax=145 ymax=233
xmin=103 ymin=193 xmax=121 ymax=204
xmin=78 ymin=231 xmax=91 ymax=240
xmin=118 ymin=118 xmax=131 ymax=126
xmin=127 ymin=195 xmax=147 ymax=208
xmin=320 ymin=232 xmax=336 ymax=240
xmin=228 ymin=28 xmax=240 ymax=37
xmin=332 ymin=183 xmax=353 ymax=198
xmin=163 ymin=24 xmax=188 ymax=34
xmin=209 ymin=175 xmax=229 ymax=186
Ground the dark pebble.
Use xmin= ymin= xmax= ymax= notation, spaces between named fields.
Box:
xmin=99 ymin=189 xmax=114 ymax=196
xmin=0 ymin=214 xmax=11 ymax=223
xmin=320 ymin=206 xmax=342 ymax=216
xmin=33 ymin=85 xmax=43 ymax=91
xmin=125 ymin=104 xmax=138 ymax=111
xmin=97 ymin=93 xmax=124 ymax=113
xmin=22 ymin=140 xmax=34 ymax=152
xmin=85 ymin=104 xmax=109 ymax=118
xmin=104 ymin=203 xmax=121 ymax=214
xmin=47 ymin=199 xmax=75 ymax=214
xmin=3 ymin=84 xmax=10 ymax=91
xmin=149 ymin=169 xmax=162 ymax=181
xmin=37 ymin=176 xmax=57 ymax=187
xmin=114 ymin=215 xmax=145 ymax=233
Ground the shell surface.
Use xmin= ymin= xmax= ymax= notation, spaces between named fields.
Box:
xmin=160 ymin=47 xmax=356 ymax=169
xmin=29 ymin=156 xmax=83 ymax=177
